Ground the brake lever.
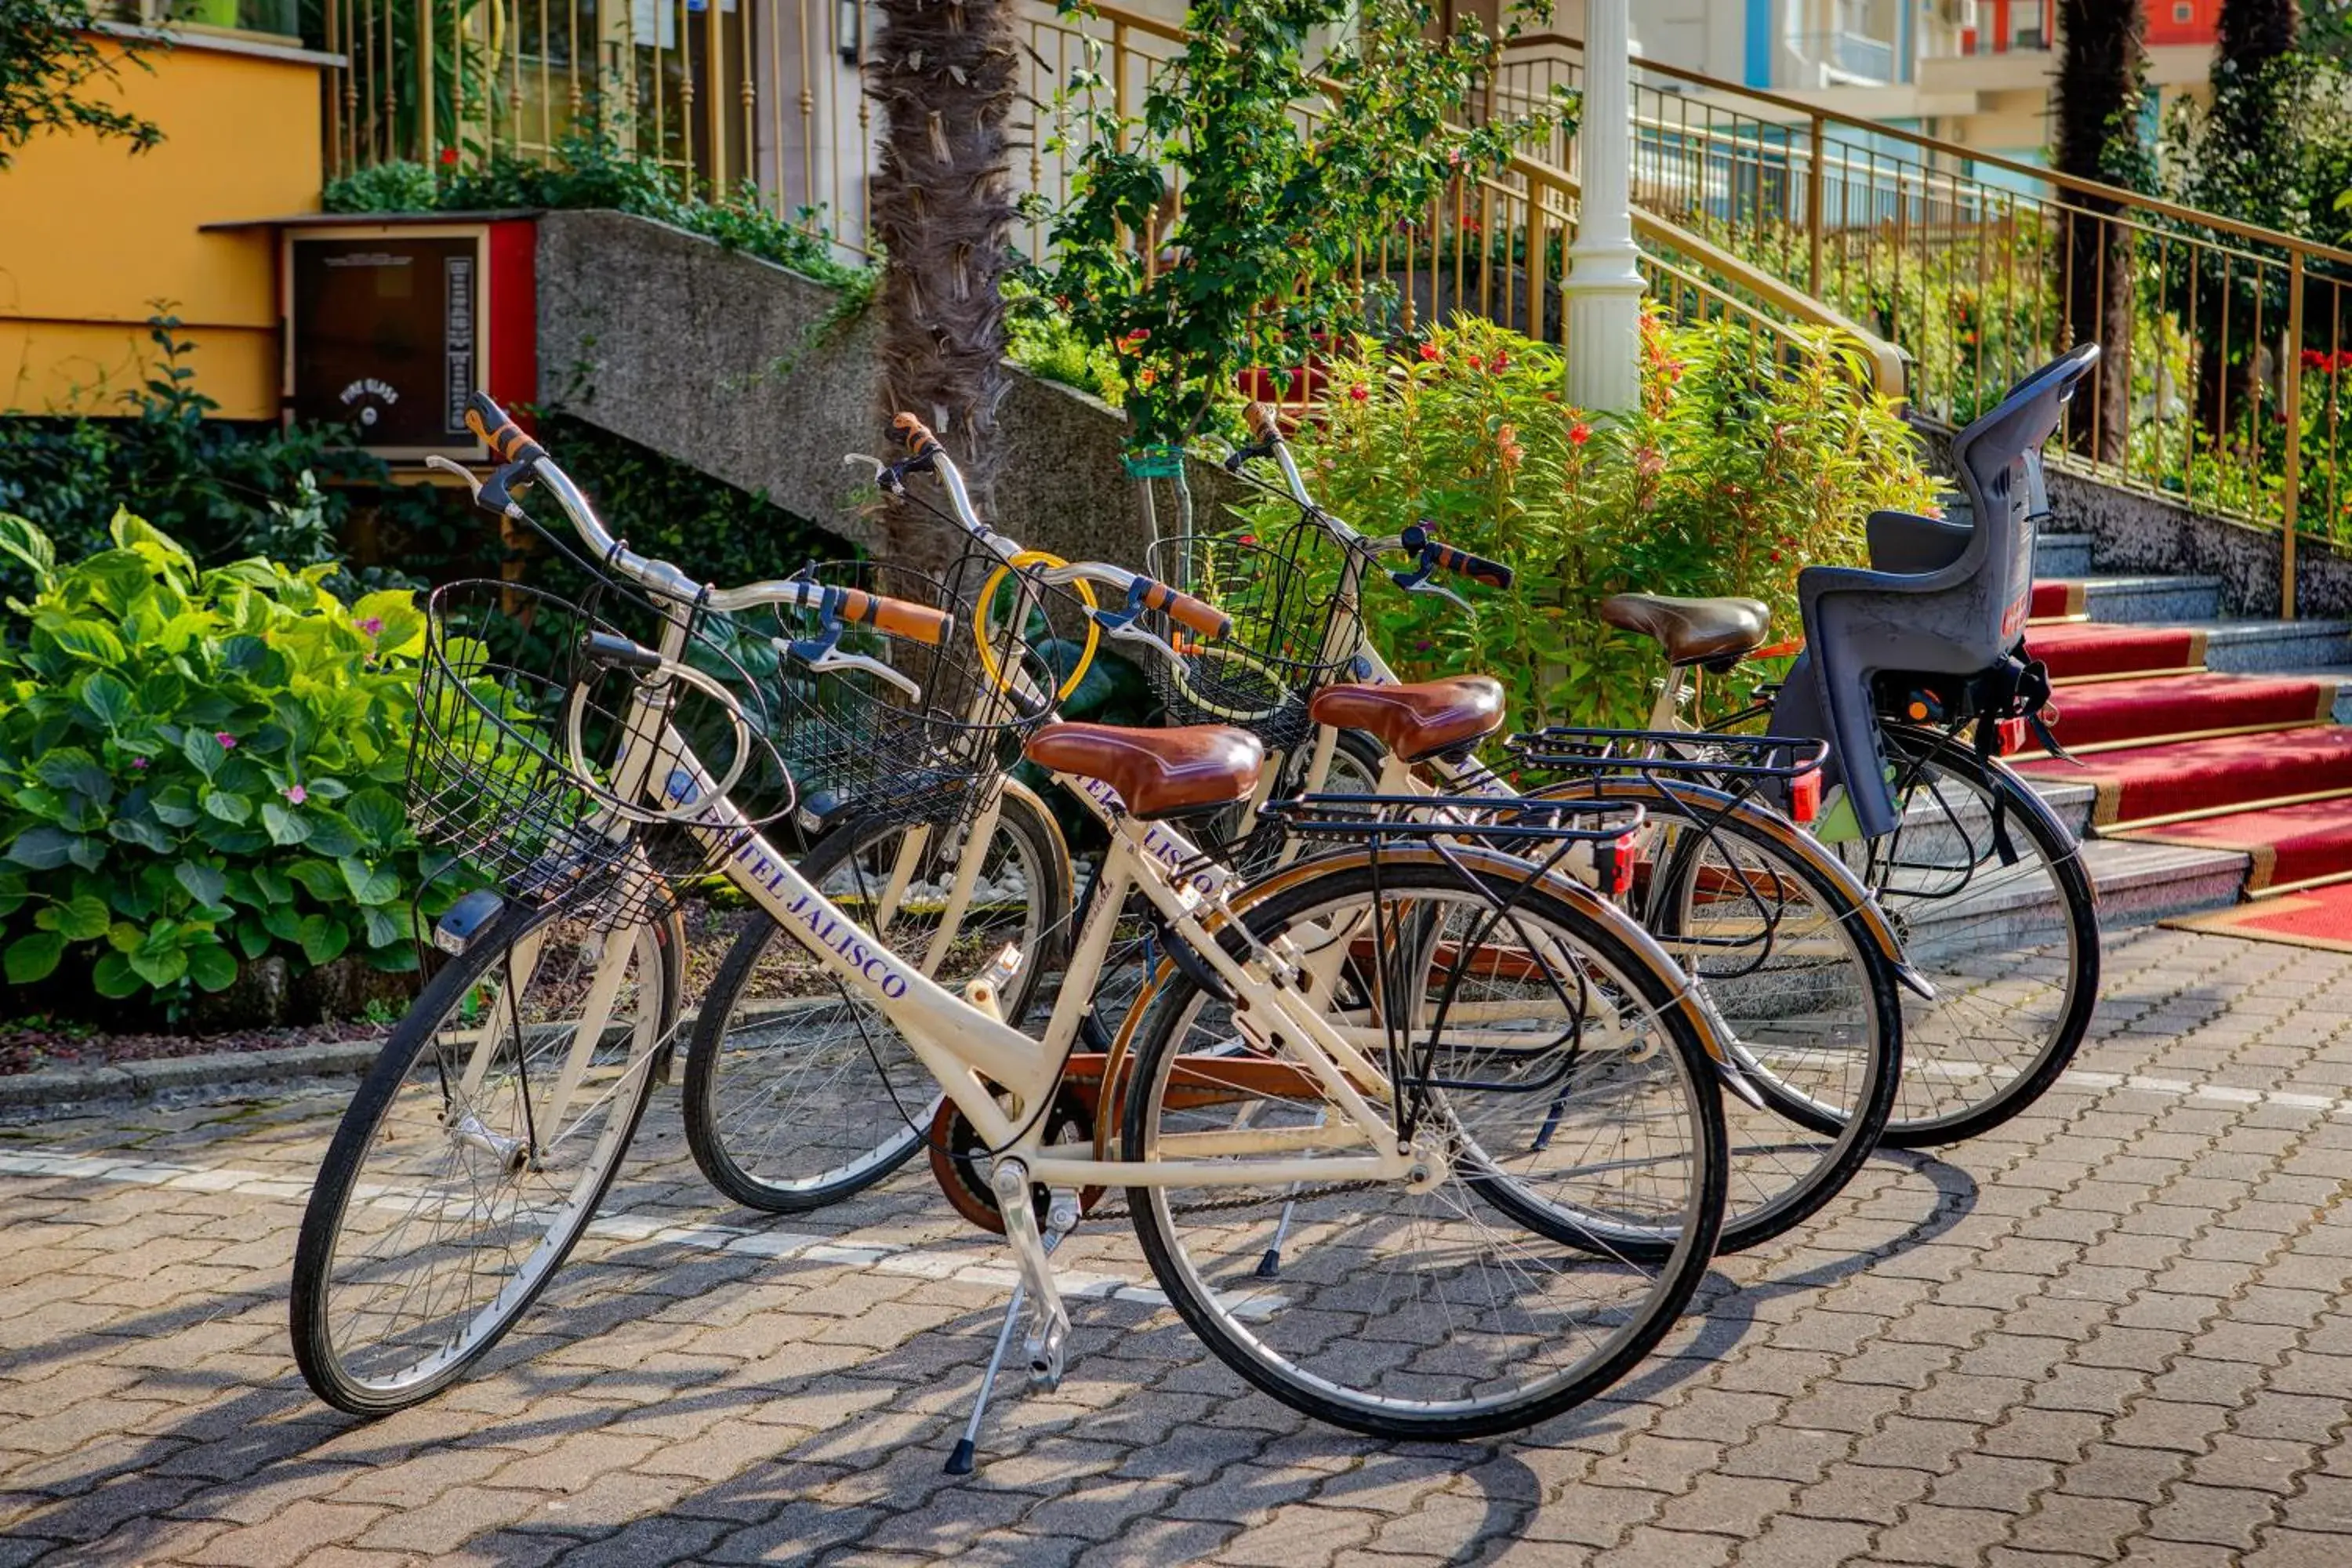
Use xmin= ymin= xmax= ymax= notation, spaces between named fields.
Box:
xmin=1091 ymin=610 xmax=1188 ymax=669
xmin=775 ymin=635 xmax=924 ymax=702
xmin=1389 ymin=568 xmax=1474 ymax=615
xmin=423 ymin=454 xmax=491 ymax=508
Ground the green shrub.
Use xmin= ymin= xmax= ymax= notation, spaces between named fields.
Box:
xmin=0 ymin=512 xmax=441 ymax=1015
xmin=1236 ymin=313 xmax=1936 ymax=730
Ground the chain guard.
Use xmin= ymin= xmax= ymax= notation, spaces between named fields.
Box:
xmin=927 ymin=1087 xmax=1108 ymax=1235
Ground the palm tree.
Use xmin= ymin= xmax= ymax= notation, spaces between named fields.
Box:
xmin=2052 ymin=0 xmax=2146 ymax=463
xmin=866 ymin=0 xmax=1021 ymax=571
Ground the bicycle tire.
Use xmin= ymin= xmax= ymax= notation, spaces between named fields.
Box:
xmin=1852 ymin=724 xmax=2099 ymax=1145
xmin=1120 ymin=850 xmax=1726 ymax=1439
xmin=291 ymin=898 xmax=673 ymax=1415
xmin=682 ymin=782 xmax=1073 ymax=1213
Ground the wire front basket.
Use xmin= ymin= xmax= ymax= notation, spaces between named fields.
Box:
xmin=765 ymin=553 xmax=1065 ymax=836
xmin=1144 ymin=519 xmax=1359 ymax=753
xmin=407 ymin=579 xmax=786 ymax=926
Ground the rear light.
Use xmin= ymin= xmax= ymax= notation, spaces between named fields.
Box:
xmin=1599 ymin=832 xmax=1638 ymax=898
xmin=1788 ymin=767 xmax=1822 ymax=825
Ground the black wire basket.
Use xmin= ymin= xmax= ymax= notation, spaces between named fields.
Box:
xmin=407 ymin=579 xmax=789 ymax=927
xmin=1142 ymin=517 xmax=1360 ymax=754
xmin=764 ymin=550 xmax=1065 ymax=836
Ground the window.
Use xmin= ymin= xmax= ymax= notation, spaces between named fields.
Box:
xmin=2173 ymin=2 xmax=2192 ymax=18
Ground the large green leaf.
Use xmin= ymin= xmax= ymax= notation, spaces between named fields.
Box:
xmin=297 ymin=913 xmax=350 ymax=967
xmin=42 ymin=619 xmax=127 ymax=666
xmin=91 ymin=953 xmax=140 ymax=999
xmin=7 ymin=827 xmax=82 ymax=871
xmin=4 ymin=931 xmax=63 ymax=985
xmin=187 ymin=944 xmax=238 ymax=993
xmin=337 ymin=856 xmax=400 ymax=906
xmin=149 ymin=785 xmax=201 ymax=828
xmin=38 ymin=893 xmax=111 ymax=942
xmin=78 ymin=673 xmax=135 ymax=729
xmin=0 ymin=514 xmax=56 ymax=584
xmin=174 ymin=862 xmax=227 ymax=909
xmin=34 ymin=748 xmax=111 ymax=804
xmin=344 ymin=788 xmax=408 ymax=851
xmin=107 ymin=816 xmax=172 ymax=853
xmin=126 ymin=943 xmax=189 ymax=990
xmin=260 ymin=801 xmax=310 ymax=847
xmin=201 ymin=788 xmax=253 ymax=826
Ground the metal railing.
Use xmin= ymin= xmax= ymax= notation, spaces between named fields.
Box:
xmin=1487 ymin=34 xmax=2352 ymax=615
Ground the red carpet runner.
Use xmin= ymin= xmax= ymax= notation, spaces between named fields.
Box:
xmin=2010 ymin=584 xmax=2352 ymax=898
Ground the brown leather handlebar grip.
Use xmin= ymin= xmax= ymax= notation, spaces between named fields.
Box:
xmin=464 ymin=391 xmax=544 ymax=465
xmin=1243 ymin=401 xmax=1281 ymax=443
xmin=891 ymin=412 xmax=943 ymax=457
xmin=1427 ymin=539 xmax=1514 ymax=590
xmin=837 ymin=586 xmax=953 ymax=646
xmin=1138 ymin=578 xmax=1232 ymax=640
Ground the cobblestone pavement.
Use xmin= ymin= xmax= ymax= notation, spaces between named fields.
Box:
xmin=16 ymin=923 xmax=2352 ymax=1565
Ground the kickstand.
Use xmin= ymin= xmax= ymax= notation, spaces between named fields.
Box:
xmin=946 ymin=1229 xmax=1061 ymax=1476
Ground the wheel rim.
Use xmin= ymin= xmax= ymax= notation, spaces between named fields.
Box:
xmin=1852 ymin=752 xmax=2084 ymax=1132
xmin=1134 ymin=882 xmax=1717 ymax=1424
xmin=700 ymin=811 xmax=1049 ymax=1198
xmin=318 ymin=913 xmax=662 ymax=1396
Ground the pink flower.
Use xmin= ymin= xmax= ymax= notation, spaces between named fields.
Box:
xmin=1348 ymin=384 xmax=1369 ymax=403
xmin=129 ymin=757 xmax=149 ymax=771
xmin=358 ymin=616 xmax=383 ymax=637
xmin=285 ymin=785 xmax=307 ymax=805
xmin=215 ymin=732 xmax=238 ymax=750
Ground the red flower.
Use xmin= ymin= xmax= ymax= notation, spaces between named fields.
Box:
xmin=1491 ymin=351 xmax=1508 ymax=371
xmin=1419 ymin=342 xmax=1441 ymax=362
xmin=1466 ymin=355 xmax=1485 ymax=372
xmin=1569 ymin=422 xmax=1592 ymax=445
xmin=1348 ymin=384 xmax=1370 ymax=402
xmin=2304 ymin=349 xmax=2329 ymax=372
xmin=438 ymin=147 xmax=459 ymax=166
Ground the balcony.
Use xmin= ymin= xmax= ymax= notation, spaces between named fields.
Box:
xmin=1791 ymin=30 xmax=1898 ymax=85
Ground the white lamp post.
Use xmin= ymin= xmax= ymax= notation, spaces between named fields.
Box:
xmin=1563 ymin=0 xmax=1644 ymax=415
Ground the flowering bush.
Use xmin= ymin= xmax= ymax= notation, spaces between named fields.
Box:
xmin=0 ymin=511 xmax=441 ymax=1017
xmin=1236 ymin=313 xmax=1936 ymax=728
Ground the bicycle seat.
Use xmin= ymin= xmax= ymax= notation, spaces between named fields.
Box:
xmin=1024 ymin=722 xmax=1265 ymax=819
xmin=1599 ymin=594 xmax=1771 ymax=668
xmin=1310 ymin=677 xmax=1505 ymax=762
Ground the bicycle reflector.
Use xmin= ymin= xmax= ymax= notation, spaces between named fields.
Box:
xmin=1788 ymin=765 xmax=1823 ymax=826
xmin=1595 ymin=828 xmax=1639 ymax=899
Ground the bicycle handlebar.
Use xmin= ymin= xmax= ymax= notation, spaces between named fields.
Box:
xmin=1401 ymin=524 xmax=1514 ymax=590
xmin=445 ymin=394 xmax=949 ymax=637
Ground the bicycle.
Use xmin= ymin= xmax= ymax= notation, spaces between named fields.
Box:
xmin=292 ymin=396 xmax=1737 ymax=1449
xmin=1082 ymin=405 xmax=1913 ymax=1256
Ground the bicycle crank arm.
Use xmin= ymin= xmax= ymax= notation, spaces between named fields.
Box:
xmin=990 ymin=1159 xmax=1070 ymax=1390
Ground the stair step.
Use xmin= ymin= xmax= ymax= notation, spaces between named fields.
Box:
xmin=2027 ymin=672 xmax=2342 ymax=752
xmin=2013 ymin=726 xmax=2352 ymax=827
xmin=2078 ymin=837 xmax=2249 ymax=924
xmin=2116 ymin=797 xmax=2352 ymax=895
xmin=2034 ymin=532 xmax=2094 ymax=577
xmin=2192 ymin=619 xmax=2352 ymax=674
xmin=2076 ymin=575 xmax=2226 ymax=624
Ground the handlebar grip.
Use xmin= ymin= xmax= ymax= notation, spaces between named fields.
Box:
xmin=891 ymin=412 xmax=943 ymax=458
xmin=464 ymin=391 xmax=544 ymax=466
xmin=1137 ymin=578 xmax=1232 ymax=640
xmin=1243 ymin=401 xmax=1281 ymax=443
xmin=836 ymin=586 xmax=953 ymax=647
xmin=1428 ymin=539 xmax=1513 ymax=589
xmin=1403 ymin=524 xmax=1513 ymax=589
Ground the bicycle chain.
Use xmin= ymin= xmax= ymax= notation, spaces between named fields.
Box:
xmin=1082 ymin=1179 xmax=1381 ymax=1222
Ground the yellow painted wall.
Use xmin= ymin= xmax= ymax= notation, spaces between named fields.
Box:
xmin=0 ymin=35 xmax=328 ymax=419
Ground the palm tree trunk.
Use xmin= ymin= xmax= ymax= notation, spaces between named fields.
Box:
xmin=2052 ymin=0 xmax=2144 ymax=465
xmin=867 ymin=0 xmax=1019 ymax=572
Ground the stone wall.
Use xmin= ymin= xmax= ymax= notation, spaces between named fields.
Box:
xmin=1912 ymin=419 xmax=2352 ymax=620
xmin=534 ymin=209 xmax=1238 ymax=568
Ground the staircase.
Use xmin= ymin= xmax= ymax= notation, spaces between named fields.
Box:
xmin=2004 ymin=522 xmax=2352 ymax=924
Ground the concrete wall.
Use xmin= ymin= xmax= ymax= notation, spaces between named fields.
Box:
xmin=534 ymin=209 xmax=1236 ymax=564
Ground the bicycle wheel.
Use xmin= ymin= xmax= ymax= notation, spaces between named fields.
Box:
xmin=683 ymin=782 xmax=1072 ymax=1212
xmin=1841 ymin=724 xmax=2097 ymax=1145
xmin=291 ymin=898 xmax=673 ymax=1414
xmin=1120 ymin=852 xmax=1726 ymax=1439
xmin=1519 ymin=779 xmax=1900 ymax=1252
